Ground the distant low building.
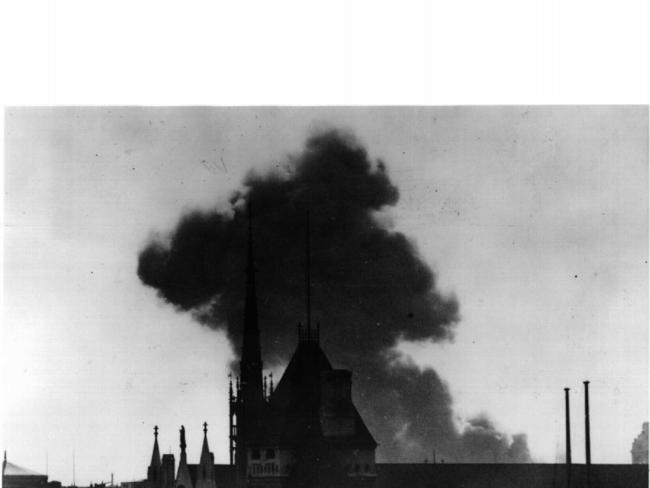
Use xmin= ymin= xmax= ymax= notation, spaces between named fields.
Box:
xmin=631 ymin=422 xmax=649 ymax=464
xmin=2 ymin=452 xmax=49 ymax=488
xmin=120 ymin=480 xmax=147 ymax=488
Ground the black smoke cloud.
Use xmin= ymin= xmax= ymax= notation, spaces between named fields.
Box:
xmin=137 ymin=129 xmax=531 ymax=463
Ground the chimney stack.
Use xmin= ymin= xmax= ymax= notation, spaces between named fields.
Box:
xmin=564 ymin=388 xmax=572 ymax=488
xmin=583 ymin=381 xmax=591 ymax=465
xmin=564 ymin=388 xmax=572 ymax=465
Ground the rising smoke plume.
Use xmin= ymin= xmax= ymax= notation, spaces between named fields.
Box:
xmin=137 ymin=129 xmax=532 ymax=463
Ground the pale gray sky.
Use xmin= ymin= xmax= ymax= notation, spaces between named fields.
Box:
xmin=2 ymin=107 xmax=647 ymax=484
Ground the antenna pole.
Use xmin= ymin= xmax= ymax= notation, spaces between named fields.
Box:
xmin=305 ymin=210 xmax=311 ymax=336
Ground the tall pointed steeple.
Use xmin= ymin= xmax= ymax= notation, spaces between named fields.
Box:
xmin=200 ymin=422 xmax=211 ymax=464
xmin=300 ymin=210 xmax=318 ymax=344
xmin=239 ymin=198 xmax=264 ymax=406
xmin=147 ymin=426 xmax=162 ymax=488
xmin=150 ymin=426 xmax=161 ymax=468
xmin=196 ymin=422 xmax=215 ymax=488
xmin=306 ymin=210 xmax=312 ymax=337
xmin=235 ymin=198 xmax=265 ymax=485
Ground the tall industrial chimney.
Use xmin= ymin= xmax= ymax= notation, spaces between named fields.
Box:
xmin=565 ymin=388 xmax=572 ymax=488
xmin=584 ymin=381 xmax=591 ymax=465
xmin=564 ymin=388 xmax=572 ymax=464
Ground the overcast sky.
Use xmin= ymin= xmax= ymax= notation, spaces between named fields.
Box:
xmin=3 ymin=107 xmax=647 ymax=484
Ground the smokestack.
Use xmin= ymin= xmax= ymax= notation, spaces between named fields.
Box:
xmin=583 ymin=381 xmax=591 ymax=466
xmin=564 ymin=388 xmax=572 ymax=465
xmin=565 ymin=388 xmax=572 ymax=488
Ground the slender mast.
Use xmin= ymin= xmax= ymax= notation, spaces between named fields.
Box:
xmin=305 ymin=210 xmax=311 ymax=337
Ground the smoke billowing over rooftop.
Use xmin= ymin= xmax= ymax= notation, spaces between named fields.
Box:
xmin=137 ymin=129 xmax=532 ymax=463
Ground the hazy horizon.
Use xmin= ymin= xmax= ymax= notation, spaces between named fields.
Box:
xmin=3 ymin=106 xmax=647 ymax=485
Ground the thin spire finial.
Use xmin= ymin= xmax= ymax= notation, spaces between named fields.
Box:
xmin=203 ymin=422 xmax=208 ymax=435
xmin=248 ymin=197 xmax=253 ymax=253
xmin=154 ymin=425 xmax=158 ymax=439
xmin=245 ymin=196 xmax=255 ymax=281
xmin=305 ymin=210 xmax=311 ymax=336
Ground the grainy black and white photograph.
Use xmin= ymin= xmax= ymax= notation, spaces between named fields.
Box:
xmin=2 ymin=106 xmax=648 ymax=488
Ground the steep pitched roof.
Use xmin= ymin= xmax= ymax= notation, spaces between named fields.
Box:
xmin=199 ymin=429 xmax=211 ymax=464
xmin=3 ymin=461 xmax=45 ymax=477
xmin=253 ymin=340 xmax=376 ymax=448
xmin=270 ymin=341 xmax=332 ymax=412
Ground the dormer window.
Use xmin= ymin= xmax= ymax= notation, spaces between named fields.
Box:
xmin=265 ymin=448 xmax=276 ymax=459
xmin=251 ymin=449 xmax=261 ymax=460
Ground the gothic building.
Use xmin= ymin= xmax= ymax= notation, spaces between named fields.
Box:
xmin=144 ymin=209 xmax=648 ymax=488
xmin=146 ymin=208 xmax=377 ymax=488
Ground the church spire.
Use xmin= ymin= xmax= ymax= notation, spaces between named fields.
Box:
xmin=241 ymin=199 xmax=261 ymax=364
xmin=306 ymin=210 xmax=311 ymax=335
xmin=239 ymin=198 xmax=264 ymax=404
xmin=300 ymin=210 xmax=318 ymax=344
xmin=200 ymin=422 xmax=210 ymax=461
xmin=150 ymin=426 xmax=161 ymax=467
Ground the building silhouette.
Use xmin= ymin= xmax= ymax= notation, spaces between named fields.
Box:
xmin=2 ymin=452 xmax=61 ymax=488
xmin=146 ymin=209 xmax=375 ymax=488
xmin=144 ymin=210 xmax=648 ymax=488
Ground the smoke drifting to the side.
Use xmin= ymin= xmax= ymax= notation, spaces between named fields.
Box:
xmin=137 ymin=129 xmax=532 ymax=463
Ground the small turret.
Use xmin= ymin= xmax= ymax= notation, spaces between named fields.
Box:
xmin=179 ymin=426 xmax=186 ymax=460
xmin=147 ymin=426 xmax=162 ymax=488
xmin=151 ymin=426 xmax=161 ymax=467
xmin=175 ymin=426 xmax=192 ymax=488
xmin=196 ymin=423 xmax=215 ymax=488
